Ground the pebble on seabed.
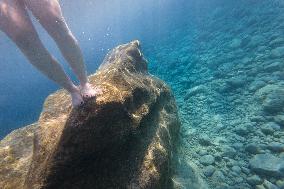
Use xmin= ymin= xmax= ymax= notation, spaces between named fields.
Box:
xmin=146 ymin=1 xmax=284 ymax=188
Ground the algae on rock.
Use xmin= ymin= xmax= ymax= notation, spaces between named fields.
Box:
xmin=0 ymin=41 xmax=180 ymax=189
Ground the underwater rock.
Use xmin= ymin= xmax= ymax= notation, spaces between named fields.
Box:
xmin=271 ymin=46 xmax=284 ymax=58
xmin=249 ymin=153 xmax=284 ymax=178
xmin=267 ymin=142 xmax=284 ymax=153
xmin=247 ymin=175 xmax=263 ymax=186
xmin=261 ymin=124 xmax=275 ymax=135
xmin=198 ymin=134 xmax=213 ymax=146
xmin=248 ymin=35 xmax=265 ymax=48
xmin=274 ymin=115 xmax=284 ymax=127
xmin=269 ymin=37 xmax=284 ymax=48
xmin=230 ymin=38 xmax=242 ymax=49
xmin=263 ymin=89 xmax=284 ymax=114
xmin=245 ymin=143 xmax=262 ymax=154
xmin=255 ymin=184 xmax=266 ymax=189
xmin=0 ymin=41 xmax=181 ymax=189
xmin=265 ymin=122 xmax=281 ymax=131
xmin=255 ymin=84 xmax=284 ymax=114
xmin=264 ymin=62 xmax=283 ymax=73
xmin=211 ymin=170 xmax=225 ymax=183
xmin=235 ymin=125 xmax=250 ymax=136
xmin=202 ymin=165 xmax=216 ymax=177
xmin=0 ymin=124 xmax=38 ymax=189
xmin=231 ymin=165 xmax=242 ymax=174
xmin=184 ymin=85 xmax=207 ymax=100
xmin=172 ymin=159 xmax=208 ymax=189
xmin=263 ymin=180 xmax=280 ymax=189
xmin=249 ymin=80 xmax=266 ymax=92
xmin=226 ymin=76 xmax=247 ymax=89
xmin=199 ymin=155 xmax=215 ymax=166
xmin=240 ymin=35 xmax=251 ymax=47
xmin=222 ymin=146 xmax=237 ymax=158
xmin=276 ymin=179 xmax=284 ymax=188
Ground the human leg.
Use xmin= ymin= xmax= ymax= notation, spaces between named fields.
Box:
xmin=24 ymin=0 xmax=102 ymax=98
xmin=0 ymin=0 xmax=83 ymax=106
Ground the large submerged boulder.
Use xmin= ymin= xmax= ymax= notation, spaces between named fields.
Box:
xmin=0 ymin=41 xmax=180 ymax=189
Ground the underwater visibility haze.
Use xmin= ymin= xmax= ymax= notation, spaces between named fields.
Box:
xmin=1 ymin=0 xmax=284 ymax=188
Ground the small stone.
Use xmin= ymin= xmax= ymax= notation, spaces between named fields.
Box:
xmin=215 ymin=184 xmax=230 ymax=189
xmin=256 ymin=184 xmax=266 ymax=189
xmin=200 ymin=155 xmax=215 ymax=166
xmin=242 ymin=167 xmax=250 ymax=175
xmin=214 ymin=155 xmax=222 ymax=162
xmin=274 ymin=115 xmax=284 ymax=127
xmin=230 ymin=38 xmax=241 ymax=49
xmin=184 ymin=85 xmax=207 ymax=100
xmin=258 ymin=45 xmax=267 ymax=52
xmin=212 ymin=170 xmax=225 ymax=182
xmin=232 ymin=142 xmax=243 ymax=150
xmin=269 ymin=37 xmax=284 ymax=47
xmin=203 ymin=165 xmax=216 ymax=177
xmin=245 ymin=143 xmax=262 ymax=154
xmin=263 ymin=179 xmax=280 ymax=189
xmin=271 ymin=46 xmax=284 ymax=58
xmin=255 ymin=184 xmax=266 ymax=189
xmin=192 ymin=152 xmax=199 ymax=159
xmin=235 ymin=177 xmax=244 ymax=184
xmin=256 ymin=85 xmax=284 ymax=114
xmin=264 ymin=62 xmax=283 ymax=73
xmin=276 ymin=179 xmax=284 ymax=188
xmin=247 ymin=175 xmax=263 ymax=186
xmin=198 ymin=149 xmax=208 ymax=156
xmin=263 ymin=89 xmax=284 ymax=114
xmin=222 ymin=146 xmax=237 ymax=158
xmin=241 ymin=35 xmax=251 ymax=47
xmin=226 ymin=77 xmax=246 ymax=89
xmin=249 ymin=80 xmax=267 ymax=92
xmin=267 ymin=142 xmax=284 ymax=153
xmin=249 ymin=35 xmax=265 ymax=47
xmin=231 ymin=166 xmax=241 ymax=173
xmin=261 ymin=122 xmax=281 ymax=134
xmin=267 ymin=122 xmax=281 ymax=131
xmin=172 ymin=177 xmax=186 ymax=189
xmin=198 ymin=135 xmax=212 ymax=146
xmin=226 ymin=160 xmax=234 ymax=168
xmin=242 ymin=57 xmax=252 ymax=66
xmin=249 ymin=153 xmax=284 ymax=177
xmin=261 ymin=124 xmax=275 ymax=135
xmin=251 ymin=116 xmax=266 ymax=122
xmin=235 ymin=126 xmax=249 ymax=136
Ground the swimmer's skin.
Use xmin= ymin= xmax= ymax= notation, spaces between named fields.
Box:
xmin=0 ymin=0 xmax=101 ymax=107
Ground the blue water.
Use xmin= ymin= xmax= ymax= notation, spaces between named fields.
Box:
xmin=1 ymin=0 xmax=284 ymax=188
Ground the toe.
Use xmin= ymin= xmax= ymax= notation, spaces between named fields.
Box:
xmin=71 ymin=91 xmax=84 ymax=107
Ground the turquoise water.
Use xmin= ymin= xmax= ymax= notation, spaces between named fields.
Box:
xmin=1 ymin=0 xmax=284 ymax=188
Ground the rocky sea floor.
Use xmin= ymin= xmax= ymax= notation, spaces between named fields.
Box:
xmin=145 ymin=1 xmax=284 ymax=188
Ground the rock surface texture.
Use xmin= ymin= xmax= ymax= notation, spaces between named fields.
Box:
xmin=0 ymin=41 xmax=180 ymax=189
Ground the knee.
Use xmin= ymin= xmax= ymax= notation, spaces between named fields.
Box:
xmin=7 ymin=22 xmax=36 ymax=49
xmin=0 ymin=2 xmax=8 ymax=29
xmin=13 ymin=29 xmax=37 ymax=50
xmin=0 ymin=1 xmax=8 ymax=14
xmin=30 ymin=0 xmax=64 ymax=31
xmin=0 ymin=4 xmax=34 ymax=45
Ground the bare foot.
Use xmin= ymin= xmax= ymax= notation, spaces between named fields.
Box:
xmin=70 ymin=87 xmax=84 ymax=107
xmin=80 ymin=83 xmax=102 ymax=99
